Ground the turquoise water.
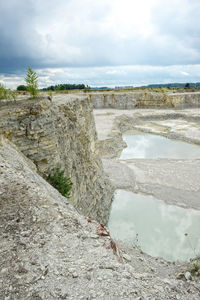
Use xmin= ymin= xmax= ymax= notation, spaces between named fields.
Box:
xmin=120 ymin=131 xmax=200 ymax=159
xmin=108 ymin=190 xmax=200 ymax=261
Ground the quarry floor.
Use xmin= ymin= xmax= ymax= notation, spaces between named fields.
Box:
xmin=94 ymin=108 xmax=200 ymax=211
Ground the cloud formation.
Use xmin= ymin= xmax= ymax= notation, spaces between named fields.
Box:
xmin=0 ymin=0 xmax=200 ymax=86
xmin=1 ymin=64 xmax=200 ymax=89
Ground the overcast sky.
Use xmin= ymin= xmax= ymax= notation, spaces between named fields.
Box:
xmin=0 ymin=0 xmax=200 ymax=88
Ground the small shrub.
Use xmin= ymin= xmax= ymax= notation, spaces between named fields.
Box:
xmin=189 ymin=263 xmax=200 ymax=276
xmin=47 ymin=167 xmax=73 ymax=198
xmin=0 ymin=84 xmax=7 ymax=100
xmin=161 ymin=88 xmax=166 ymax=93
xmin=0 ymin=84 xmax=17 ymax=101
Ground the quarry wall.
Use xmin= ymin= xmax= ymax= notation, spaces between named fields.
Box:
xmin=90 ymin=91 xmax=200 ymax=109
xmin=0 ymin=95 xmax=113 ymax=223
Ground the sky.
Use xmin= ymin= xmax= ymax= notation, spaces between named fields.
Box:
xmin=0 ymin=0 xmax=200 ymax=88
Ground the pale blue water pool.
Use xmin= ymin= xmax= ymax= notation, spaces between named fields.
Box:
xmin=108 ymin=190 xmax=200 ymax=261
xmin=120 ymin=131 xmax=200 ymax=159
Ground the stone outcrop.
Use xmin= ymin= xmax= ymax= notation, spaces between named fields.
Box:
xmin=0 ymin=95 xmax=113 ymax=223
xmin=90 ymin=91 xmax=200 ymax=109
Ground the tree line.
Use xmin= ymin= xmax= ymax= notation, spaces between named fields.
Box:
xmin=17 ymin=82 xmax=89 ymax=92
xmin=41 ymin=83 xmax=88 ymax=91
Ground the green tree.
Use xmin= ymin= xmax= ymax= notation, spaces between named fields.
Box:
xmin=25 ymin=67 xmax=38 ymax=97
xmin=17 ymin=84 xmax=27 ymax=91
xmin=184 ymin=83 xmax=190 ymax=89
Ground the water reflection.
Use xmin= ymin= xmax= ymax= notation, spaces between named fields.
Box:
xmin=108 ymin=190 xmax=200 ymax=261
xmin=120 ymin=132 xmax=200 ymax=159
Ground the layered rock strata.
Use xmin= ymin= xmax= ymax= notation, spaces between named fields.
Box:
xmin=90 ymin=91 xmax=200 ymax=109
xmin=0 ymin=96 xmax=113 ymax=223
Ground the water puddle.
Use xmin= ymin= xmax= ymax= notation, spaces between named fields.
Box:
xmin=108 ymin=190 xmax=200 ymax=261
xmin=120 ymin=130 xmax=200 ymax=159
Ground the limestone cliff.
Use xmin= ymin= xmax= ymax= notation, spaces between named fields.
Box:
xmin=90 ymin=91 xmax=200 ymax=109
xmin=0 ymin=95 xmax=113 ymax=223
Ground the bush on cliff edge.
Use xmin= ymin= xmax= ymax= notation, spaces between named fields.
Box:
xmin=47 ymin=167 xmax=73 ymax=198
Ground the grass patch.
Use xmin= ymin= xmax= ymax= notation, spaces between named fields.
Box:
xmin=189 ymin=263 xmax=200 ymax=277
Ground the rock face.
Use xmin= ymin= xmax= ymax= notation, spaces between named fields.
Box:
xmin=90 ymin=91 xmax=200 ymax=109
xmin=0 ymin=95 xmax=113 ymax=223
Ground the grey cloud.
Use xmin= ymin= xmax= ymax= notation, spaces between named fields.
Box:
xmin=0 ymin=0 xmax=45 ymax=71
xmin=0 ymin=0 xmax=200 ymax=79
xmin=150 ymin=0 xmax=200 ymax=62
